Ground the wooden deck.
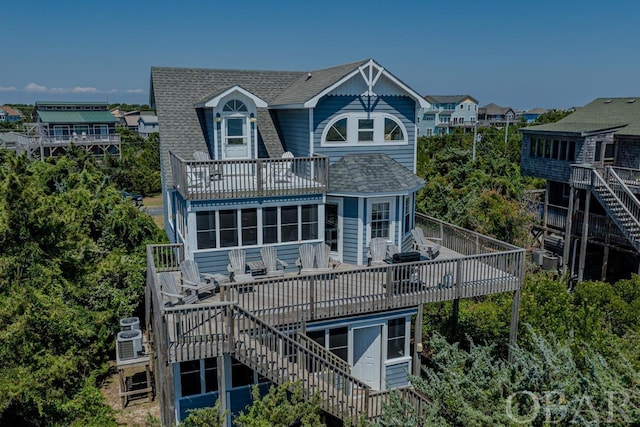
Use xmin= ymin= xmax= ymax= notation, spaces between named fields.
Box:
xmin=170 ymin=151 xmax=329 ymax=200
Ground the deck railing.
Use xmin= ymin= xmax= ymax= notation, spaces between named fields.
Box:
xmin=170 ymin=151 xmax=329 ymax=200
xmin=415 ymin=213 xmax=520 ymax=255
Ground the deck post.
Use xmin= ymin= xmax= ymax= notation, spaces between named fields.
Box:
xmin=508 ymin=288 xmax=521 ymax=363
xmin=309 ymin=276 xmax=315 ymax=320
xmin=562 ymin=185 xmax=575 ymax=275
xmin=577 ymin=190 xmax=591 ymax=282
xmin=413 ymin=303 xmax=423 ymax=376
xmin=543 ymin=181 xmax=550 ymax=245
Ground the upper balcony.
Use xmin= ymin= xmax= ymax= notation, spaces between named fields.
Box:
xmin=169 ymin=151 xmax=329 ymax=201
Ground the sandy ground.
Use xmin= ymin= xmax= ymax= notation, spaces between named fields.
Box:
xmin=100 ymin=362 xmax=161 ymax=426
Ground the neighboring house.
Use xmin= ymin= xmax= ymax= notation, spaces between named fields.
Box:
xmin=146 ymin=59 xmax=525 ymax=426
xmin=520 ymin=97 xmax=640 ymax=283
xmin=137 ymin=114 xmax=158 ymax=137
xmin=418 ymin=95 xmax=478 ymax=136
xmin=523 ymin=107 xmax=547 ymax=123
xmin=0 ymin=105 xmax=24 ymax=122
xmin=478 ymin=102 xmax=516 ymax=127
xmin=16 ymin=101 xmax=120 ymax=160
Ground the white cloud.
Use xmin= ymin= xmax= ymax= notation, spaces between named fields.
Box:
xmin=0 ymin=86 xmax=17 ymax=92
xmin=25 ymin=82 xmax=49 ymax=92
xmin=22 ymin=82 xmax=145 ymax=96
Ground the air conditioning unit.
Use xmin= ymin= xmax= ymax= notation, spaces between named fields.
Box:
xmin=531 ymin=249 xmax=546 ymax=266
xmin=120 ymin=316 xmax=140 ymax=331
xmin=117 ymin=329 xmax=143 ymax=360
xmin=542 ymin=254 xmax=559 ymax=271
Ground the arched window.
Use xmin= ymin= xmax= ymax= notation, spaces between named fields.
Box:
xmin=322 ymin=114 xmax=407 ymax=145
xmin=223 ymin=99 xmax=248 ymax=112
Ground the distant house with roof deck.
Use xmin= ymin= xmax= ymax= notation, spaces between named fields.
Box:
xmin=16 ymin=101 xmax=120 ymax=160
xmin=520 ymin=97 xmax=640 ymax=283
xmin=478 ymin=102 xmax=516 ymax=127
xmin=145 ymin=58 xmax=525 ymax=425
xmin=418 ymin=95 xmax=478 ymax=136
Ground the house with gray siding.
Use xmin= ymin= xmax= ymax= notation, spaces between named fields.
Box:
xmin=146 ymin=59 xmax=525 ymax=425
xmin=520 ymin=97 xmax=640 ymax=283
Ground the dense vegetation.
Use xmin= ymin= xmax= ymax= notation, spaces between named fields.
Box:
xmin=380 ymin=122 xmax=640 ymax=425
xmin=415 ymin=126 xmax=542 ymax=246
xmin=103 ymin=129 xmax=162 ymax=196
xmin=0 ymin=148 xmax=165 ymax=426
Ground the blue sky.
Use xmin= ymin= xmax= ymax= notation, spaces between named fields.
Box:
xmin=2 ymin=0 xmax=639 ymax=109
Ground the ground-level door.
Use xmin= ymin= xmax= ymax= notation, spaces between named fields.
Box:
xmin=325 ymin=198 xmax=343 ymax=262
xmin=351 ymin=325 xmax=381 ymax=390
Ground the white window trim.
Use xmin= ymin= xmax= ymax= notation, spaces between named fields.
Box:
xmin=321 ymin=113 xmax=408 ymax=147
xmin=366 ymin=197 xmax=396 ymax=245
xmin=193 ymin=203 xmax=323 ymax=252
xmin=93 ymin=124 xmax=109 ymax=140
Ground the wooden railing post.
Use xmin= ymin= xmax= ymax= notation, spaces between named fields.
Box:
xmin=226 ymin=304 xmax=235 ymax=353
xmin=309 ymin=276 xmax=315 ymax=320
xmin=386 ymin=266 xmax=394 ymax=308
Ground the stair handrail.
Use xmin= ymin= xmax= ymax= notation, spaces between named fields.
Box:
xmin=591 ymin=169 xmax=640 ymax=243
xmin=296 ymin=332 xmax=351 ymax=374
xmin=231 ymin=305 xmax=371 ymax=421
xmin=604 ymin=166 xmax=640 ymax=221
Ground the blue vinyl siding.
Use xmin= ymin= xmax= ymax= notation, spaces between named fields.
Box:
xmin=313 ymin=95 xmax=416 ymax=169
xmin=204 ymin=109 xmax=215 ymax=158
xmin=385 ymin=362 xmax=410 ymax=388
xmin=341 ymin=197 xmax=360 ymax=265
xmin=277 ymin=109 xmax=309 ymax=156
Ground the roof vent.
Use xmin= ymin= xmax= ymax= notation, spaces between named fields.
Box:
xmin=604 ymin=99 xmax=612 ymax=104
xmin=306 ymin=73 xmax=312 ymax=80
xmin=627 ymin=99 xmax=636 ymax=103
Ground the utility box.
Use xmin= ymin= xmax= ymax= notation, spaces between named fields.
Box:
xmin=117 ymin=329 xmax=143 ymax=360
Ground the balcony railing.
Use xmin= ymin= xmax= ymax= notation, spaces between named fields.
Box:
xmin=170 ymin=151 xmax=329 ymax=200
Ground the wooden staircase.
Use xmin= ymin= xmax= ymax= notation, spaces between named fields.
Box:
xmin=590 ymin=167 xmax=640 ymax=252
xmin=231 ymin=306 xmax=370 ymax=422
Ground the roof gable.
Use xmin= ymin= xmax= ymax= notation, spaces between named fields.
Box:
xmin=271 ymin=59 xmax=428 ymax=108
xmin=197 ymin=85 xmax=268 ymax=108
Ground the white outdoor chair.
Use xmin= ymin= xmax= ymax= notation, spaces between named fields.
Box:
xmin=227 ymin=249 xmax=253 ymax=283
xmin=411 ymin=228 xmax=441 ymax=260
xmin=260 ymin=246 xmax=288 ymax=277
xmin=367 ymin=237 xmax=389 ymax=267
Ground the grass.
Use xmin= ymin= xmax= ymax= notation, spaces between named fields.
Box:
xmin=143 ymin=194 xmax=163 ymax=208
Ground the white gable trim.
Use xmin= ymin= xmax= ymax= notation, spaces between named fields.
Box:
xmin=304 ymin=59 xmax=429 ymax=109
xmin=196 ymin=85 xmax=268 ymax=108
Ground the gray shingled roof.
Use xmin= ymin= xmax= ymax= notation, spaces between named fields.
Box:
xmin=523 ymin=97 xmax=640 ymax=136
xmin=329 ymin=153 xmax=424 ymax=194
xmin=425 ymin=95 xmax=478 ymax=104
xmin=480 ymin=103 xmax=513 ymax=115
xmin=270 ymin=60 xmax=368 ymax=106
xmin=256 ymin=108 xmax=283 ymax=157
xmin=150 ymin=67 xmax=303 ymax=185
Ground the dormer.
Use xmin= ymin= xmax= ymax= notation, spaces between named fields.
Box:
xmin=196 ymin=86 xmax=267 ymax=160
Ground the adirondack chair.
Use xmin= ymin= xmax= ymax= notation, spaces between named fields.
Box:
xmin=260 ymin=246 xmax=288 ymax=277
xmin=180 ymin=259 xmax=225 ymax=295
xmin=227 ymin=249 xmax=253 ymax=283
xmin=191 ymin=150 xmax=222 ymax=181
xmin=158 ymin=272 xmax=198 ymax=305
xmin=273 ymin=151 xmax=294 ymax=183
xmin=387 ymin=244 xmax=400 ymax=260
xmin=411 ymin=227 xmax=442 ymax=260
xmin=367 ymin=237 xmax=389 ymax=267
xmin=314 ymin=243 xmax=337 ymax=273
xmin=296 ymin=243 xmax=316 ymax=274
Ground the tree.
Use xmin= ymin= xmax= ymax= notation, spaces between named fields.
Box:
xmin=234 ymin=382 xmax=325 ymax=427
xmin=0 ymin=149 xmax=165 ymax=425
